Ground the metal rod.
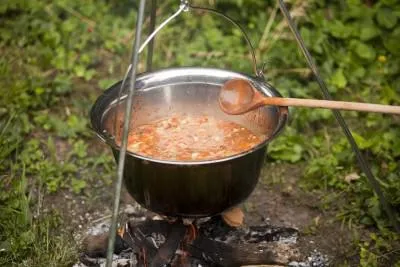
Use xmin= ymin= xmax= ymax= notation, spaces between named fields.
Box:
xmin=146 ymin=0 xmax=157 ymax=71
xmin=105 ymin=0 xmax=147 ymax=266
xmin=113 ymin=64 xmax=132 ymax=141
xmin=277 ymin=0 xmax=400 ymax=232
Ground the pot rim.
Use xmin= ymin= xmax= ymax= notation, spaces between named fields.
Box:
xmin=90 ymin=67 xmax=288 ymax=166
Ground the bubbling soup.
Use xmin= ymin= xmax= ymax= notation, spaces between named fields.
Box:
xmin=124 ymin=114 xmax=266 ymax=161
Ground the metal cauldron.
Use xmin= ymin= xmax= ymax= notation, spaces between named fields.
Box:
xmin=90 ymin=67 xmax=288 ymax=218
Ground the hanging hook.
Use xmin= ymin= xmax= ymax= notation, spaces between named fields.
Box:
xmin=180 ymin=0 xmax=189 ymax=11
xmin=256 ymin=61 xmax=268 ymax=80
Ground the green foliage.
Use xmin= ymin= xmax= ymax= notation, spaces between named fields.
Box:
xmin=0 ymin=163 xmax=77 ymax=266
xmin=376 ymin=8 xmax=398 ymax=29
xmin=357 ymin=231 xmax=399 ymax=267
xmin=0 ymin=0 xmax=119 ymax=264
xmin=267 ymin=127 xmax=306 ymax=163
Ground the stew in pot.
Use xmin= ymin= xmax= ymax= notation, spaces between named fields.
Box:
xmin=125 ymin=114 xmax=264 ymax=161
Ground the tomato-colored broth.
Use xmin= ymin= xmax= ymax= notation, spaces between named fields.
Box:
xmin=125 ymin=115 xmax=264 ymax=161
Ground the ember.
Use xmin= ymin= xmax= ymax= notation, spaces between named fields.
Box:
xmin=75 ymin=205 xmax=330 ymax=267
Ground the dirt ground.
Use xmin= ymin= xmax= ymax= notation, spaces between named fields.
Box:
xmin=246 ymin=163 xmax=358 ymax=266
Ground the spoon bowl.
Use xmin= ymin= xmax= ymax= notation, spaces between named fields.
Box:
xmin=219 ymin=79 xmax=260 ymax=115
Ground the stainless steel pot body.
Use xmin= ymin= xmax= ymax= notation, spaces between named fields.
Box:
xmin=90 ymin=67 xmax=288 ymax=218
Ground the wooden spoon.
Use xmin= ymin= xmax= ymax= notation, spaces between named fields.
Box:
xmin=219 ymin=79 xmax=400 ymax=115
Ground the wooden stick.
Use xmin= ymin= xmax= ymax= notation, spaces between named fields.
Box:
xmin=263 ymin=97 xmax=400 ymax=114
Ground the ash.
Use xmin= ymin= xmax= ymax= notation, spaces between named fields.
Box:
xmin=289 ymin=250 xmax=330 ymax=267
xmin=74 ymin=204 xmax=330 ymax=267
xmin=73 ymin=254 xmax=136 ymax=267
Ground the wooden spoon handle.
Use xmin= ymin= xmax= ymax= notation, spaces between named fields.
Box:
xmin=262 ymin=97 xmax=400 ymax=114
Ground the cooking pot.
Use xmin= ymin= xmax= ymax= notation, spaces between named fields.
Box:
xmin=90 ymin=67 xmax=288 ymax=218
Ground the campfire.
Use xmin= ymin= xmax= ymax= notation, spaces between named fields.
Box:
xmin=75 ymin=203 xmax=329 ymax=267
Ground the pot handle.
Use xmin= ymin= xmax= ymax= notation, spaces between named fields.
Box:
xmin=137 ymin=0 xmax=261 ymax=77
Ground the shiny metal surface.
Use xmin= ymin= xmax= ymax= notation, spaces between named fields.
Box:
xmin=90 ymin=67 xmax=288 ymax=217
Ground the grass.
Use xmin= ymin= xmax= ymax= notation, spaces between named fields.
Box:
xmin=0 ymin=0 xmax=399 ymax=265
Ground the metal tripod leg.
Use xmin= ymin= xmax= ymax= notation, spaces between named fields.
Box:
xmin=105 ymin=1 xmax=147 ymax=267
